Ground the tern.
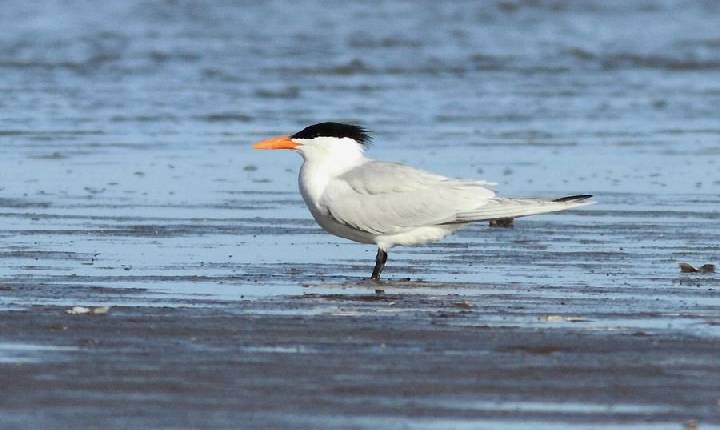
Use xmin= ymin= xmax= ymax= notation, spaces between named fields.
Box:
xmin=253 ymin=122 xmax=592 ymax=280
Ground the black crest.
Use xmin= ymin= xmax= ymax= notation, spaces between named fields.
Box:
xmin=291 ymin=122 xmax=371 ymax=145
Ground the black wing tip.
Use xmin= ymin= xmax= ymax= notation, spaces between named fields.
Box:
xmin=553 ymin=194 xmax=593 ymax=202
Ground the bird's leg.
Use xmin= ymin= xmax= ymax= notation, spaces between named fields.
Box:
xmin=371 ymin=248 xmax=388 ymax=281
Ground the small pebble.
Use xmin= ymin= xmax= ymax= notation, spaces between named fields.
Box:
xmin=680 ymin=263 xmax=715 ymax=273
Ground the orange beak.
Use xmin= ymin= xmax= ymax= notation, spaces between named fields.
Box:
xmin=252 ymin=135 xmax=298 ymax=150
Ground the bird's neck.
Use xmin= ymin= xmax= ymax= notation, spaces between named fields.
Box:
xmin=298 ymin=146 xmax=368 ymax=210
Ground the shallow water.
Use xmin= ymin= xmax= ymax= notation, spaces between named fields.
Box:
xmin=1 ymin=0 xmax=719 ymax=428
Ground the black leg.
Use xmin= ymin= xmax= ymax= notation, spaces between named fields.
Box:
xmin=371 ymin=248 xmax=388 ymax=281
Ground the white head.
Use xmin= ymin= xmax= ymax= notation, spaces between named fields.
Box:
xmin=253 ymin=122 xmax=370 ymax=167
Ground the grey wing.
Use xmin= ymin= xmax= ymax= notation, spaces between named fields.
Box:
xmin=318 ymin=161 xmax=496 ymax=235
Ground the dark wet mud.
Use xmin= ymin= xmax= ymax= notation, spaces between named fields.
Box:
xmin=2 ymin=0 xmax=720 ymax=428
xmin=1 ymin=295 xmax=719 ymax=429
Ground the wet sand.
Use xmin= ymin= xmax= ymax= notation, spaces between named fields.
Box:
xmin=2 ymin=0 xmax=720 ymax=428
xmin=1 ymin=284 xmax=719 ymax=429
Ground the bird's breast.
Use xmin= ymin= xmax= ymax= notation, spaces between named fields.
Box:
xmin=298 ymin=163 xmax=330 ymax=214
xmin=298 ymin=163 xmax=375 ymax=245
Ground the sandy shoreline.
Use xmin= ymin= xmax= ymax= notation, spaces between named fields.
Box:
xmin=1 ymin=275 xmax=719 ymax=428
xmin=2 ymin=0 xmax=720 ymax=427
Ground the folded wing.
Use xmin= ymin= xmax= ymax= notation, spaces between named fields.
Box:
xmin=319 ymin=161 xmax=496 ymax=235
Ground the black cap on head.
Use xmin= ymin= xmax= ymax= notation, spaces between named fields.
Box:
xmin=291 ymin=122 xmax=371 ymax=145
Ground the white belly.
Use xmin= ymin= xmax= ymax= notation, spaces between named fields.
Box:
xmin=375 ymin=224 xmax=467 ymax=250
xmin=309 ymin=210 xmax=376 ymax=244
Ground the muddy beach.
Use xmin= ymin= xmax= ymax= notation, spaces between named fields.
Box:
xmin=1 ymin=0 xmax=720 ymax=428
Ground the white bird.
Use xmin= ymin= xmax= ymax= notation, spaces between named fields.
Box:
xmin=253 ymin=122 xmax=592 ymax=280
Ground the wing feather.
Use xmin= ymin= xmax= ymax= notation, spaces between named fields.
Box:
xmin=319 ymin=162 xmax=495 ymax=235
xmin=455 ymin=197 xmax=594 ymax=221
